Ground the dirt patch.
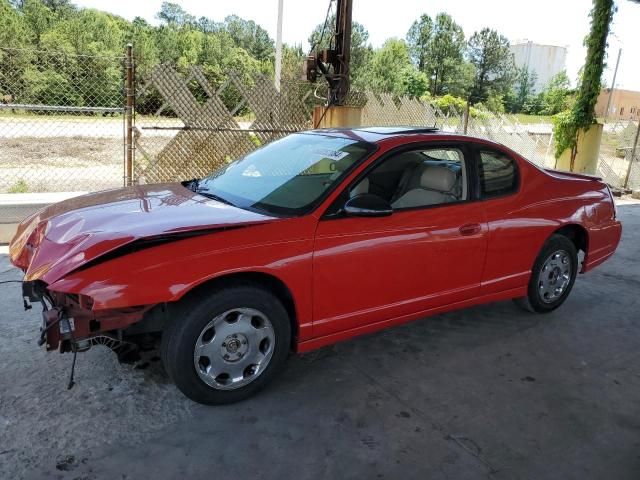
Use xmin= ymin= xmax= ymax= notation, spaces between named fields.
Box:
xmin=0 ymin=137 xmax=123 ymax=192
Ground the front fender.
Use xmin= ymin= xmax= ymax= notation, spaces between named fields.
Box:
xmin=47 ymin=220 xmax=316 ymax=336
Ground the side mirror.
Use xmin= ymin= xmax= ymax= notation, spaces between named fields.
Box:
xmin=344 ymin=194 xmax=393 ymax=217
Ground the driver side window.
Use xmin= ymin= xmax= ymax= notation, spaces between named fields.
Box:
xmin=349 ymin=146 xmax=468 ymax=210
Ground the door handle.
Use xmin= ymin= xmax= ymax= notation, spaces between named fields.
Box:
xmin=459 ymin=223 xmax=481 ymax=236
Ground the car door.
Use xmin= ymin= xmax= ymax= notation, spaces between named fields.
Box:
xmin=312 ymin=142 xmax=488 ymax=338
xmin=470 ymin=145 xmax=530 ymax=296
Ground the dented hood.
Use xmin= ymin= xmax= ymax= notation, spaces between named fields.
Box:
xmin=9 ymin=183 xmax=274 ymax=284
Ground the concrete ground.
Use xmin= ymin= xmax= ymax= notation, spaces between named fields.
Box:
xmin=0 ymin=205 xmax=639 ymax=480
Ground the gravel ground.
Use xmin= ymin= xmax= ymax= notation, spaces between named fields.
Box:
xmin=0 ymin=253 xmax=195 ymax=478
xmin=0 ymin=204 xmax=639 ymax=479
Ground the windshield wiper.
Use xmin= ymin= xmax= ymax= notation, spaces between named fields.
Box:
xmin=196 ymin=187 xmax=235 ymax=206
xmin=185 ymin=178 xmax=200 ymax=193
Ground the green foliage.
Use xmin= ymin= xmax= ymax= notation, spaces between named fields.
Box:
xmin=280 ymin=43 xmax=305 ymax=80
xmin=406 ymin=14 xmax=432 ymax=71
xmin=223 ymin=15 xmax=274 ymax=61
xmin=406 ymin=13 xmax=466 ymax=96
xmin=552 ymin=0 xmax=615 ymax=160
xmin=505 ymin=67 xmax=536 ymax=113
xmin=2 ymin=0 xmax=279 ymax=114
xmin=539 ymin=71 xmax=573 ymax=115
xmin=552 ymin=110 xmax=580 ymax=158
xmin=430 ymin=94 xmax=483 ymax=118
xmin=467 ymin=28 xmax=515 ymax=105
xmin=157 ymin=2 xmax=195 ymax=27
xmin=364 ymin=39 xmax=413 ymax=95
xmin=508 ymin=71 xmax=573 ymax=115
xmin=431 ymin=94 xmax=467 ymax=112
xmin=1 ymin=0 xmax=30 ymax=48
xmin=8 ymin=179 xmax=29 ymax=193
xmin=484 ymin=93 xmax=505 ymax=113
xmin=401 ymin=68 xmax=429 ymax=98
xmin=2 ymin=0 xmax=526 ymax=121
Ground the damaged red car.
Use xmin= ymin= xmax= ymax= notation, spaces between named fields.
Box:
xmin=10 ymin=127 xmax=622 ymax=404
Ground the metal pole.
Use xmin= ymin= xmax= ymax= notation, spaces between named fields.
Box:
xmin=125 ymin=43 xmax=134 ymax=187
xmin=333 ymin=0 xmax=353 ymax=105
xmin=604 ymin=48 xmax=621 ymax=123
xmin=274 ymin=0 xmax=284 ymax=92
xmin=463 ymin=100 xmax=470 ymax=134
xmin=623 ymin=119 xmax=640 ymax=190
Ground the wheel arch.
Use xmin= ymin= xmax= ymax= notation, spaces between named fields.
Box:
xmin=175 ymin=271 xmax=299 ymax=350
xmin=552 ymin=223 xmax=589 ymax=254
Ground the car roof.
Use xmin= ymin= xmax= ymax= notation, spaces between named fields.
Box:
xmin=300 ymin=126 xmax=527 ymax=164
xmin=303 ymin=126 xmax=454 ymax=143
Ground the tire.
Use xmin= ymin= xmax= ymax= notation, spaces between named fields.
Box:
xmin=514 ymin=234 xmax=578 ymax=314
xmin=161 ymin=284 xmax=291 ymax=405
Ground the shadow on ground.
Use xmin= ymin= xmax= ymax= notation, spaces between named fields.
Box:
xmin=1 ymin=206 xmax=639 ymax=480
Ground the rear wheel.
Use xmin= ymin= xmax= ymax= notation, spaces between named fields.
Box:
xmin=514 ymin=234 xmax=578 ymax=313
xmin=162 ymin=285 xmax=291 ymax=405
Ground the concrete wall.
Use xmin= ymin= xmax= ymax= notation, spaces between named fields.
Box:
xmin=510 ymin=41 xmax=567 ymax=93
xmin=595 ymin=88 xmax=640 ymax=120
xmin=0 ymin=192 xmax=86 ymax=243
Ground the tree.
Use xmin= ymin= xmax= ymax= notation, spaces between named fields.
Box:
xmin=308 ymin=15 xmax=373 ymax=89
xmin=505 ymin=67 xmax=537 ymax=113
xmin=467 ymin=28 xmax=515 ymax=104
xmin=365 ymin=38 xmax=413 ymax=95
xmin=23 ymin=0 xmax=54 ymax=46
xmin=540 ymin=71 xmax=572 ymax=115
xmin=222 ymin=15 xmax=274 ymax=62
xmin=406 ymin=13 xmax=466 ymax=96
xmin=406 ymin=14 xmax=433 ymax=71
xmin=401 ymin=68 xmax=429 ymax=98
xmin=128 ymin=17 xmax=160 ymax=77
xmin=157 ymin=2 xmax=195 ymax=27
xmin=0 ymin=0 xmax=30 ymax=48
xmin=427 ymin=13 xmax=466 ymax=95
xmin=280 ymin=43 xmax=305 ymax=80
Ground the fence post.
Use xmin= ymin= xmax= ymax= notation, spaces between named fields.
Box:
xmin=623 ymin=120 xmax=640 ymax=190
xmin=463 ymin=100 xmax=470 ymax=134
xmin=124 ymin=44 xmax=134 ymax=187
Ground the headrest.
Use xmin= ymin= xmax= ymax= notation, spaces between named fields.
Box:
xmin=350 ymin=177 xmax=369 ymax=197
xmin=420 ymin=166 xmax=456 ymax=192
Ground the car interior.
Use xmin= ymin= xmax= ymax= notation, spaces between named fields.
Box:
xmin=349 ymin=147 xmax=468 ymax=209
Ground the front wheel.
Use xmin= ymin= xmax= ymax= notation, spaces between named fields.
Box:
xmin=161 ymin=284 xmax=291 ymax=405
xmin=514 ymin=234 xmax=578 ymax=313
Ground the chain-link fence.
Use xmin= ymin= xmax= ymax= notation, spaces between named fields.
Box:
xmin=133 ymin=66 xmax=319 ymax=184
xmin=595 ymin=120 xmax=640 ymax=190
xmin=0 ymin=47 xmax=126 ymax=193
xmin=1 ymin=45 xmax=637 ymax=197
xmin=356 ymin=93 xmax=555 ymax=168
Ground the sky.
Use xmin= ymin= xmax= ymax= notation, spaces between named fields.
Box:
xmin=74 ymin=0 xmax=640 ymax=91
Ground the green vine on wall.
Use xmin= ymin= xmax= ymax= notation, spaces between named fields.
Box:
xmin=553 ymin=0 xmax=616 ymax=163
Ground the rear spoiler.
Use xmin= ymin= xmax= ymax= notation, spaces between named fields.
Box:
xmin=543 ymin=168 xmax=602 ymax=182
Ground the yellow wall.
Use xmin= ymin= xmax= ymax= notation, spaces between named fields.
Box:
xmin=556 ymin=123 xmax=603 ymax=174
xmin=312 ymin=106 xmax=363 ymax=129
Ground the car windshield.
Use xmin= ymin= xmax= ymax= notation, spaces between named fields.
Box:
xmin=197 ymin=133 xmax=374 ymax=216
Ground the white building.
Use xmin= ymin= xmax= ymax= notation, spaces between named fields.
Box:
xmin=510 ymin=41 xmax=567 ymax=93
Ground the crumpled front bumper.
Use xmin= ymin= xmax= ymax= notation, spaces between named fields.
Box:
xmin=22 ymin=279 xmax=152 ymax=353
xmin=23 ymin=280 xmax=84 ymax=352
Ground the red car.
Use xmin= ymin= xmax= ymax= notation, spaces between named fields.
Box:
xmin=10 ymin=127 xmax=621 ymax=404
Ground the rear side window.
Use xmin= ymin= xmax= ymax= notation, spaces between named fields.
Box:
xmin=478 ymin=150 xmax=518 ymax=198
